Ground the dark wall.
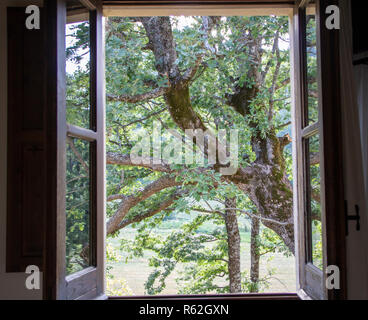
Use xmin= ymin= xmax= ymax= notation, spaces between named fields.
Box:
xmin=6 ymin=7 xmax=46 ymax=272
xmin=352 ymin=0 xmax=368 ymax=63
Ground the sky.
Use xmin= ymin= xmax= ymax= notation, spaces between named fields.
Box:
xmin=66 ymin=16 xmax=290 ymax=75
xmin=66 ymin=22 xmax=90 ymax=75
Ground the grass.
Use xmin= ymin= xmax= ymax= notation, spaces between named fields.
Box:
xmin=106 ymin=211 xmax=296 ymax=296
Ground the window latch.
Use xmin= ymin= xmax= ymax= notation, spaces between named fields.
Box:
xmin=345 ymin=200 xmax=360 ymax=236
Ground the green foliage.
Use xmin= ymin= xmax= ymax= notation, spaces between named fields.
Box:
xmin=241 ymin=269 xmax=275 ymax=293
xmin=312 ymin=221 xmax=323 ymax=270
xmin=259 ymin=228 xmax=293 ymax=258
xmin=65 ymin=139 xmax=91 ymax=275
xmin=66 ymin=22 xmax=91 ymax=128
xmin=120 ymin=212 xmax=229 ymax=295
xmin=105 ymin=243 xmax=134 ymax=296
xmin=67 ymin=15 xmax=298 ymax=294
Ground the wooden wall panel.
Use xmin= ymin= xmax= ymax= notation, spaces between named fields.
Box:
xmin=6 ymin=8 xmax=46 ymax=273
xmin=21 ymin=145 xmax=45 ymax=257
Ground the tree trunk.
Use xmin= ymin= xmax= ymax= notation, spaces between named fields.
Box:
xmin=139 ymin=17 xmax=296 ymax=254
xmin=250 ymin=217 xmax=260 ymax=293
xmin=107 ymin=16 xmax=296 ymax=256
xmin=225 ymin=198 xmax=242 ymax=293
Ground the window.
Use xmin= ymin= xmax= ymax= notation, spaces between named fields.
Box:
xmin=44 ymin=0 xmax=345 ymax=301
xmin=293 ymin=0 xmax=345 ymax=300
xmin=65 ymin=137 xmax=95 ymax=274
xmin=43 ymin=0 xmax=105 ymax=300
xmin=104 ymin=13 xmax=296 ymax=296
xmin=300 ymin=0 xmax=324 ymax=272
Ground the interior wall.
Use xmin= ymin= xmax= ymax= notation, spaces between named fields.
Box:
xmin=355 ymin=66 xmax=368 ymax=200
xmin=0 ymin=0 xmax=43 ymax=300
xmin=351 ymin=64 xmax=368 ymax=299
xmin=339 ymin=0 xmax=368 ymax=300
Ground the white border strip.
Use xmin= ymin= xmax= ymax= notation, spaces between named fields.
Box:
xmin=103 ymin=4 xmax=293 ymax=17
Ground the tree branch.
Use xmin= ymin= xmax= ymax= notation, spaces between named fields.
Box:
xmin=106 ymin=152 xmax=172 ymax=173
xmin=117 ymin=108 xmax=167 ymax=129
xmin=261 ymin=28 xmax=281 ymax=82
xmin=189 ymin=207 xmax=225 ymax=218
xmin=182 ymin=55 xmax=204 ymax=83
xmin=67 ymin=137 xmax=89 ymax=174
xmin=117 ymin=189 xmax=186 ymax=230
xmin=268 ymin=31 xmax=281 ymax=122
xmin=107 ymin=194 xmax=127 ymax=202
xmin=106 ymin=175 xmax=181 ymax=235
xmin=107 ymin=87 xmax=167 ymax=104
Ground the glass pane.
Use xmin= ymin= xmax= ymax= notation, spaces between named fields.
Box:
xmin=66 ymin=14 xmax=91 ymax=129
xmin=66 ymin=138 xmax=92 ymax=275
xmin=307 ymin=134 xmax=323 ymax=269
xmin=305 ymin=2 xmax=319 ymax=125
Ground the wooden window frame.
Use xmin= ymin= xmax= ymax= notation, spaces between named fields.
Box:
xmin=292 ymin=0 xmax=346 ymax=300
xmin=109 ymin=293 xmax=300 ymax=300
xmin=102 ymin=1 xmax=298 ymax=301
xmin=44 ymin=0 xmax=106 ymax=300
xmin=293 ymin=0 xmax=326 ymax=300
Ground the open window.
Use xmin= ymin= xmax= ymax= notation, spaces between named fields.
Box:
xmin=43 ymin=0 xmax=345 ymax=300
xmin=44 ymin=0 xmax=105 ymax=300
xmin=293 ymin=0 xmax=326 ymax=300
xmin=292 ymin=0 xmax=346 ymax=300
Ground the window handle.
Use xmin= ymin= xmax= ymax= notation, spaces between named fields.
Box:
xmin=345 ymin=200 xmax=361 ymax=236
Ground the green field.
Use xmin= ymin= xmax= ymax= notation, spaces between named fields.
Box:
xmin=106 ymin=211 xmax=296 ymax=296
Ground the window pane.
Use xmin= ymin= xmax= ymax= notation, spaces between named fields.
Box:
xmin=306 ymin=134 xmax=323 ymax=269
xmin=66 ymin=15 xmax=91 ymax=129
xmin=66 ymin=138 xmax=92 ymax=275
xmin=306 ymin=2 xmax=319 ymax=125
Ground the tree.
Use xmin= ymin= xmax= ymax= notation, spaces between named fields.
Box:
xmin=104 ymin=15 xmax=293 ymax=293
xmin=250 ymin=217 xmax=261 ymax=292
xmin=66 ymin=15 xmax=296 ymax=293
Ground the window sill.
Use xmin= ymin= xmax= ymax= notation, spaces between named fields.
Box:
xmin=108 ymin=293 xmax=299 ymax=300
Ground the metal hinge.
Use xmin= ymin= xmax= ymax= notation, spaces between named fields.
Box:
xmin=345 ymin=200 xmax=361 ymax=236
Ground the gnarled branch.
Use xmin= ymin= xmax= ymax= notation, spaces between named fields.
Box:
xmin=107 ymin=175 xmax=181 ymax=235
xmin=107 ymin=86 xmax=167 ymax=104
xmin=118 ymin=188 xmax=186 ymax=230
xmin=107 ymin=152 xmax=172 ymax=173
